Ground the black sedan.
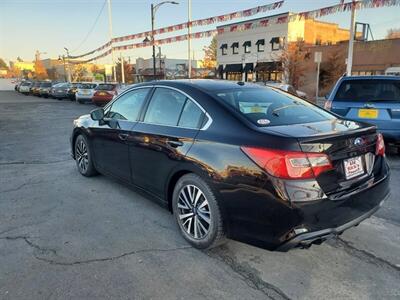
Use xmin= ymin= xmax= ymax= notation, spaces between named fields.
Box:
xmin=70 ymin=80 xmax=390 ymax=251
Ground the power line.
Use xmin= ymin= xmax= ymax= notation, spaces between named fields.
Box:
xmin=70 ymin=0 xmax=107 ymax=53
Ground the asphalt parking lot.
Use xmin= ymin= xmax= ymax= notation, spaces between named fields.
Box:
xmin=0 ymin=91 xmax=399 ymax=300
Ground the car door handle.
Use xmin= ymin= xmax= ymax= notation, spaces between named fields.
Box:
xmin=167 ymin=140 xmax=183 ymax=148
xmin=118 ymin=133 xmax=129 ymax=141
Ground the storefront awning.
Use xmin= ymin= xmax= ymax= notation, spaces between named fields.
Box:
xmin=224 ymin=64 xmax=243 ymax=73
xmin=254 ymin=62 xmax=282 ymax=72
xmin=243 ymin=63 xmax=253 ymax=72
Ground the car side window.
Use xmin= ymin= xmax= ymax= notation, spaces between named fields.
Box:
xmin=178 ymin=99 xmax=204 ymax=129
xmin=144 ymin=88 xmax=187 ymax=126
xmin=105 ymin=88 xmax=150 ymax=121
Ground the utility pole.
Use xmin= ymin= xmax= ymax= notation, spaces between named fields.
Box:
xmin=187 ymin=0 xmax=192 ymax=79
xmin=107 ymin=0 xmax=116 ymax=82
xmin=151 ymin=3 xmax=156 ymax=80
xmin=315 ymin=52 xmax=322 ymax=102
xmin=64 ymin=47 xmax=71 ymax=82
xmin=346 ymin=0 xmax=356 ymax=76
xmin=120 ymin=52 xmax=125 ymax=83
xmin=158 ymin=47 xmax=163 ymax=79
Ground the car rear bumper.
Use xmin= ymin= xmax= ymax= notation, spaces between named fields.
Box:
xmin=277 ymin=194 xmax=388 ymax=251
xmin=222 ymin=159 xmax=390 ymax=251
xmin=76 ymin=95 xmax=93 ymax=100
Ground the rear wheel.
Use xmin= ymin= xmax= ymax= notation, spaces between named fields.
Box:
xmin=172 ymin=174 xmax=226 ymax=249
xmin=74 ymin=135 xmax=98 ymax=177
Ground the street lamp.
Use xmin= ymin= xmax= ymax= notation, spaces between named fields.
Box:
xmin=64 ymin=47 xmax=71 ymax=82
xmin=148 ymin=1 xmax=179 ymax=80
xmin=58 ymin=55 xmax=67 ymax=81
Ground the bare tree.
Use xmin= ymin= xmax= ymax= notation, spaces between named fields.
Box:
xmin=280 ymin=40 xmax=310 ymax=89
xmin=320 ymin=48 xmax=346 ymax=90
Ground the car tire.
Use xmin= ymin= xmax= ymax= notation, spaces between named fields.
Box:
xmin=74 ymin=135 xmax=98 ymax=177
xmin=172 ymin=173 xmax=226 ymax=249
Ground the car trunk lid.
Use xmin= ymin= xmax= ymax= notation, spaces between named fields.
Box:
xmin=261 ymin=119 xmax=380 ymax=196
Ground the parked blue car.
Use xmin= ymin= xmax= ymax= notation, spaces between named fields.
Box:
xmin=325 ymin=76 xmax=400 ymax=149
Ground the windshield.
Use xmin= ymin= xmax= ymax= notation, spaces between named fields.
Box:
xmin=214 ymin=87 xmax=335 ymax=127
xmin=41 ymin=82 xmax=52 ymax=87
xmin=336 ymin=80 xmax=400 ymax=102
xmin=95 ymin=84 xmax=116 ymax=91
xmin=79 ymin=83 xmax=97 ymax=89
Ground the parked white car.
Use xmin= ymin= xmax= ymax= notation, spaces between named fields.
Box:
xmin=75 ymin=83 xmax=98 ymax=104
xmin=265 ymin=82 xmax=308 ymax=100
xmin=18 ymin=81 xmax=32 ymax=94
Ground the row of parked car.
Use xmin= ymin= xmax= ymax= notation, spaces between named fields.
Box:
xmin=15 ymin=80 xmax=127 ymax=106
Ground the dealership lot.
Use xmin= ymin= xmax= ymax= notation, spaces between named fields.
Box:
xmin=0 ymin=91 xmax=399 ymax=299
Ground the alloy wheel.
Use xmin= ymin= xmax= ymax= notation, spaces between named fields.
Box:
xmin=177 ymin=184 xmax=211 ymax=239
xmin=75 ymin=139 xmax=89 ymax=173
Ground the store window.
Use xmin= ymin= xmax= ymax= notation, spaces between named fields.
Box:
xmin=243 ymin=41 xmax=251 ymax=53
xmin=220 ymin=44 xmax=228 ymax=55
xmin=231 ymin=42 xmax=239 ymax=55
xmin=270 ymin=37 xmax=282 ymax=51
xmin=256 ymin=39 xmax=265 ymax=52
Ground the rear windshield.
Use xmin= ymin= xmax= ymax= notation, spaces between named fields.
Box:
xmin=41 ymin=82 xmax=52 ymax=87
xmin=21 ymin=82 xmax=31 ymax=86
xmin=214 ymin=88 xmax=334 ymax=127
xmin=95 ymin=84 xmax=116 ymax=91
xmin=335 ymin=80 xmax=400 ymax=101
xmin=79 ymin=83 xmax=97 ymax=89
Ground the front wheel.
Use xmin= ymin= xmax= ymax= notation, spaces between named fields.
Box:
xmin=172 ymin=174 xmax=226 ymax=249
xmin=74 ymin=135 xmax=98 ymax=177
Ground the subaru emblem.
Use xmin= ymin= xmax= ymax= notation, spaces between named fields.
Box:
xmin=354 ymin=137 xmax=364 ymax=146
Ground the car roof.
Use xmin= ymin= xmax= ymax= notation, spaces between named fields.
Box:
xmin=131 ymin=79 xmax=264 ymax=92
xmin=340 ymin=75 xmax=400 ymax=81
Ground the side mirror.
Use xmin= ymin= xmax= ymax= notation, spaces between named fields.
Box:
xmin=324 ymin=93 xmax=330 ymax=100
xmin=90 ymin=108 xmax=104 ymax=121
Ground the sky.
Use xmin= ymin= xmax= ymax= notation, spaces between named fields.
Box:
xmin=0 ymin=0 xmax=399 ymax=64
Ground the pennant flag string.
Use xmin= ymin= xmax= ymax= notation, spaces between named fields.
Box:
xmin=68 ymin=1 xmax=284 ymax=59
xmin=72 ymin=0 xmax=400 ymax=63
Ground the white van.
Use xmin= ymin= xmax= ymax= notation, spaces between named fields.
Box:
xmin=385 ymin=67 xmax=400 ymax=76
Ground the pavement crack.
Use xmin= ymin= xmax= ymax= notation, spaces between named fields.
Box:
xmin=1 ymin=178 xmax=60 ymax=193
xmin=0 ymin=235 xmax=192 ymax=266
xmin=0 ymin=236 xmax=57 ymax=255
xmin=206 ymin=246 xmax=291 ymax=300
xmin=0 ymin=159 xmax=71 ymax=166
xmin=33 ymin=245 xmax=192 ymax=266
xmin=330 ymin=237 xmax=400 ymax=272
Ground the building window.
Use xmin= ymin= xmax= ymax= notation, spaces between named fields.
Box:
xmin=231 ymin=42 xmax=239 ymax=55
xmin=220 ymin=44 xmax=228 ymax=55
xmin=270 ymin=37 xmax=282 ymax=51
xmin=315 ymin=36 xmax=322 ymax=45
xmin=256 ymin=39 xmax=265 ymax=52
xmin=243 ymin=41 xmax=251 ymax=53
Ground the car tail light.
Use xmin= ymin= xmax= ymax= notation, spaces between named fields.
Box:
xmin=241 ymin=147 xmax=333 ymax=179
xmin=376 ymin=133 xmax=385 ymax=156
xmin=324 ymin=100 xmax=332 ymax=110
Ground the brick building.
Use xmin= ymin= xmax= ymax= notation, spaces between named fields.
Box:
xmin=300 ymin=38 xmax=400 ymax=99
